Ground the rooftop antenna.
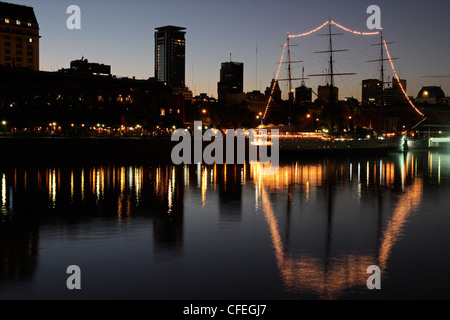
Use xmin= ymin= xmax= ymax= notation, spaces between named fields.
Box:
xmin=301 ymin=66 xmax=305 ymax=87
xmin=230 ymin=51 xmax=232 ymax=62
xmin=256 ymin=42 xmax=258 ymax=91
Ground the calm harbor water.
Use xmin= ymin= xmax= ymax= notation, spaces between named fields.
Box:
xmin=0 ymin=150 xmax=449 ymax=300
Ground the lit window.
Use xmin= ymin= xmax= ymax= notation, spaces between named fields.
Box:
xmin=16 ymin=20 xmax=21 ymax=25
xmin=28 ymin=38 xmax=32 ymax=43
xmin=160 ymin=108 xmax=165 ymax=116
xmin=27 ymin=22 xmax=32 ymax=27
xmin=5 ymin=18 xmax=9 ymax=24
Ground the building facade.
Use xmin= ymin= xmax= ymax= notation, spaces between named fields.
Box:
xmin=59 ymin=57 xmax=111 ymax=77
xmin=416 ymin=86 xmax=446 ymax=104
xmin=361 ymin=79 xmax=382 ymax=106
xmin=295 ymin=85 xmax=312 ymax=103
xmin=0 ymin=68 xmax=184 ymax=130
xmin=317 ymin=85 xmax=338 ymax=104
xmin=154 ymin=25 xmax=186 ymax=88
xmin=0 ymin=1 xmax=39 ymax=70
xmin=217 ymin=61 xmax=244 ymax=103
xmin=264 ymin=79 xmax=282 ymax=103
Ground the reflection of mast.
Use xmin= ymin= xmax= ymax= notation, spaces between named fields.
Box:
xmin=256 ymin=159 xmax=422 ymax=299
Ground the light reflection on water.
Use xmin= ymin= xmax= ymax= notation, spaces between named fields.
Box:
xmin=0 ymin=151 xmax=449 ymax=299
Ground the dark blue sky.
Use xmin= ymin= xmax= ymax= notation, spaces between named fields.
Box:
xmin=9 ymin=0 xmax=450 ymax=100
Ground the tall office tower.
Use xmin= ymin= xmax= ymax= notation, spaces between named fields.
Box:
xmin=0 ymin=1 xmax=40 ymax=70
xmin=217 ymin=61 xmax=244 ymax=102
xmin=154 ymin=25 xmax=186 ymax=88
xmin=361 ymin=79 xmax=382 ymax=105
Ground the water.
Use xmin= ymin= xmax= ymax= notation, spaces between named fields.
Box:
xmin=0 ymin=151 xmax=449 ymax=300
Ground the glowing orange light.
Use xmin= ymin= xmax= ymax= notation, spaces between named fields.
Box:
xmin=384 ymin=40 xmax=424 ymax=117
xmin=263 ymin=42 xmax=287 ymax=119
xmin=331 ymin=20 xmax=379 ymax=36
xmin=289 ymin=20 xmax=329 ymax=38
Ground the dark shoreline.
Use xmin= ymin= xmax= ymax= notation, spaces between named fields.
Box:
xmin=0 ymin=137 xmax=177 ymax=164
xmin=1 ymin=136 xmax=446 ymax=166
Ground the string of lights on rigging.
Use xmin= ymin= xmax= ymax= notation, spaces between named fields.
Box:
xmin=263 ymin=19 xmax=423 ymax=121
xmin=383 ymin=40 xmax=424 ymax=117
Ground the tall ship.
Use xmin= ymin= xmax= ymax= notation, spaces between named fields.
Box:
xmin=260 ymin=18 xmax=422 ymax=152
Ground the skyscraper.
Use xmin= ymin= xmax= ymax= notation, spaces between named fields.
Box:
xmin=362 ymin=79 xmax=382 ymax=106
xmin=217 ymin=61 xmax=244 ymax=102
xmin=154 ymin=25 xmax=186 ymax=88
xmin=0 ymin=1 xmax=40 ymax=70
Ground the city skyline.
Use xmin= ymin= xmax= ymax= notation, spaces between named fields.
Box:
xmin=6 ymin=0 xmax=450 ymax=101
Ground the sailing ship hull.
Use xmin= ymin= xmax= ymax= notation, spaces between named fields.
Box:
xmin=279 ymin=136 xmax=404 ymax=152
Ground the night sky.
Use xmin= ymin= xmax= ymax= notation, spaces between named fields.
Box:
xmin=8 ymin=0 xmax=450 ymax=101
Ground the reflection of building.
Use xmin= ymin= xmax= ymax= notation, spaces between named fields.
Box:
xmin=218 ymin=61 xmax=244 ymax=103
xmin=0 ymin=1 xmax=40 ymax=70
xmin=155 ymin=25 xmax=186 ymax=88
xmin=151 ymin=166 xmax=184 ymax=254
xmin=217 ymin=164 xmax=243 ymax=225
xmin=0 ymin=225 xmax=39 ymax=282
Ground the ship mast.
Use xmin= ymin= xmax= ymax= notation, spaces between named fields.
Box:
xmin=308 ymin=17 xmax=356 ymax=133
xmin=287 ymin=33 xmax=293 ymax=125
xmin=367 ymin=29 xmax=397 ymax=131
xmin=277 ymin=32 xmax=306 ymax=125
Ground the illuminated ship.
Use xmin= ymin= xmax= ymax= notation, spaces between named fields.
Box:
xmin=260 ymin=18 xmax=424 ymax=152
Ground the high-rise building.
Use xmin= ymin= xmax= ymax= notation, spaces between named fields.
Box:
xmin=384 ymin=78 xmax=407 ymax=106
xmin=361 ymin=79 xmax=382 ymax=105
xmin=217 ymin=61 xmax=244 ymax=103
xmin=295 ymin=85 xmax=312 ymax=103
xmin=264 ymin=79 xmax=282 ymax=103
xmin=0 ymin=1 xmax=39 ymax=70
xmin=318 ymin=84 xmax=338 ymax=104
xmin=154 ymin=25 xmax=186 ymax=88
